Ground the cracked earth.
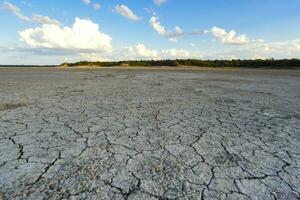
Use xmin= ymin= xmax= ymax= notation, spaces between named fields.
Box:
xmin=0 ymin=67 xmax=299 ymax=200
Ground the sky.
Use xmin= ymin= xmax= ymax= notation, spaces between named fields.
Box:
xmin=0 ymin=0 xmax=300 ymax=65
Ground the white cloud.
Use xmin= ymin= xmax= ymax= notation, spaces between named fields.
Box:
xmin=93 ymin=3 xmax=101 ymax=10
xmin=149 ymin=16 xmax=204 ymax=42
xmin=82 ymin=0 xmax=91 ymax=5
xmin=19 ymin=17 xmax=112 ymax=52
xmin=1 ymin=1 xmax=30 ymax=21
xmin=124 ymin=43 xmax=195 ymax=60
xmin=79 ymin=53 xmax=110 ymax=61
xmin=113 ymin=5 xmax=141 ymax=21
xmin=243 ymin=39 xmax=300 ymax=58
xmin=82 ymin=0 xmax=101 ymax=11
xmin=126 ymin=44 xmax=158 ymax=59
xmin=209 ymin=27 xmax=262 ymax=45
xmin=1 ymin=1 xmax=61 ymax=26
xmin=32 ymin=14 xmax=61 ymax=26
xmin=154 ymin=0 xmax=167 ymax=6
xmin=202 ymin=39 xmax=300 ymax=60
xmin=161 ymin=49 xmax=191 ymax=59
xmin=74 ymin=44 xmax=200 ymax=61
xmin=149 ymin=16 xmax=184 ymax=40
xmin=3 ymin=38 xmax=300 ymax=64
xmin=150 ymin=16 xmax=168 ymax=36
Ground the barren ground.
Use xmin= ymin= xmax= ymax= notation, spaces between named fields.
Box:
xmin=0 ymin=67 xmax=299 ymax=200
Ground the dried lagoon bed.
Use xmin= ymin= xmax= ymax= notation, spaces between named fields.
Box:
xmin=0 ymin=67 xmax=300 ymax=199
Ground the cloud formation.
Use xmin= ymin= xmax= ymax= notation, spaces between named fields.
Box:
xmin=125 ymin=44 xmax=193 ymax=60
xmin=1 ymin=1 xmax=30 ymax=21
xmin=150 ymin=16 xmax=184 ymax=41
xmin=113 ymin=5 xmax=141 ymax=21
xmin=1 ymin=1 xmax=61 ymax=25
xmin=19 ymin=18 xmax=112 ymax=52
xmin=32 ymin=14 xmax=61 ymax=26
xmin=149 ymin=16 xmax=203 ymax=42
xmin=237 ymin=39 xmax=300 ymax=58
xmin=128 ymin=44 xmax=158 ymax=59
xmin=154 ymin=0 xmax=167 ymax=6
xmin=209 ymin=27 xmax=262 ymax=45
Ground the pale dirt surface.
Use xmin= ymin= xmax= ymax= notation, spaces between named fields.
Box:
xmin=0 ymin=67 xmax=300 ymax=200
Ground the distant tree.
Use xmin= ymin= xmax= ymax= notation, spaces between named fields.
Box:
xmin=60 ymin=59 xmax=300 ymax=68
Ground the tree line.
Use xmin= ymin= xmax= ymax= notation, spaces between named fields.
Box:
xmin=61 ymin=59 xmax=300 ymax=68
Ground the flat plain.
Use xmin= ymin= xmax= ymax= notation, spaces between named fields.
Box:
xmin=0 ymin=67 xmax=299 ymax=200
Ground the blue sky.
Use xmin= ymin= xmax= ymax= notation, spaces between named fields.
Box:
xmin=0 ymin=0 xmax=300 ymax=64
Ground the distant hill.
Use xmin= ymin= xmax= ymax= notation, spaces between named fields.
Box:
xmin=61 ymin=59 xmax=300 ymax=68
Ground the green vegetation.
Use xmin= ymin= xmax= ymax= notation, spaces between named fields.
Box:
xmin=61 ymin=59 xmax=300 ymax=68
